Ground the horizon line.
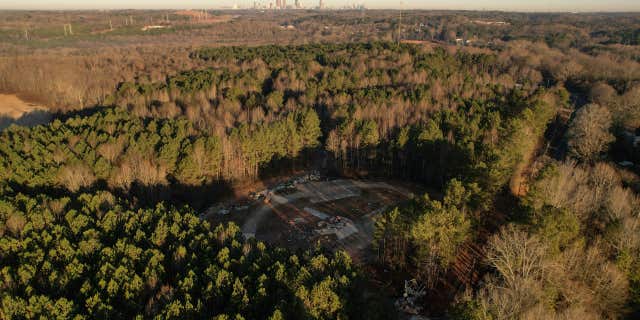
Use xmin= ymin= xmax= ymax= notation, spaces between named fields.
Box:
xmin=1 ymin=8 xmax=639 ymax=13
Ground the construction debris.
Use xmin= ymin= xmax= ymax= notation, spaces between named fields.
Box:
xmin=315 ymin=216 xmax=359 ymax=240
xmin=395 ymin=279 xmax=426 ymax=315
xmin=252 ymin=171 xmax=322 ymax=200
xmin=205 ymin=171 xmax=324 ymax=220
xmin=288 ymin=217 xmax=307 ymax=225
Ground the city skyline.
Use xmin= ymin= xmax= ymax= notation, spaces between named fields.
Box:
xmin=1 ymin=0 xmax=639 ymax=12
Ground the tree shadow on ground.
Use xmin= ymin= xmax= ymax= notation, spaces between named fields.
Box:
xmin=6 ymin=148 xmax=324 ymax=214
xmin=0 ymin=110 xmax=53 ymax=130
xmin=322 ymin=139 xmax=475 ymax=192
xmin=1 ymin=105 xmax=118 ymax=132
xmin=7 ymin=178 xmax=235 ymax=214
xmin=53 ymin=105 xmax=112 ymax=121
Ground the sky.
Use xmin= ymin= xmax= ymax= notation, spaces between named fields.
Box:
xmin=0 ymin=0 xmax=639 ymax=12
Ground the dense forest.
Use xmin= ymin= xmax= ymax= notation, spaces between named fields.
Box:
xmin=1 ymin=10 xmax=640 ymax=320
xmin=0 ymin=43 xmax=561 ymax=203
xmin=0 ymin=106 xmax=320 ymax=208
xmin=110 ymin=42 xmax=561 ymax=192
xmin=0 ymin=190 xmax=385 ymax=319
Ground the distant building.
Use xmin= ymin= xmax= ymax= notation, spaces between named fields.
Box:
xmin=319 ymin=0 xmax=324 ymax=9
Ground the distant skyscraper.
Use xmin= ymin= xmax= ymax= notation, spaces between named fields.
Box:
xmin=282 ymin=0 xmax=286 ymax=9
xmin=319 ymin=0 xmax=324 ymax=9
xmin=276 ymin=0 xmax=281 ymax=9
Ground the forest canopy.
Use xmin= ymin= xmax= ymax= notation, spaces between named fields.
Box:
xmin=0 ymin=190 xmax=384 ymax=319
xmin=0 ymin=12 xmax=639 ymax=317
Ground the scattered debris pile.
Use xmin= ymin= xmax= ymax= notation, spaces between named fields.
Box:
xmin=204 ymin=171 xmax=324 ymax=219
xmin=249 ymin=190 xmax=270 ymax=202
xmin=315 ymin=215 xmax=358 ymax=240
xmin=275 ymin=171 xmax=322 ymax=193
xmin=395 ymin=279 xmax=426 ymax=315
xmin=251 ymin=171 xmax=322 ymax=200
xmin=288 ymin=217 xmax=307 ymax=225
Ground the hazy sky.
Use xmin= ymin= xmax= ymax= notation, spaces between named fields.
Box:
xmin=1 ymin=0 xmax=639 ymax=12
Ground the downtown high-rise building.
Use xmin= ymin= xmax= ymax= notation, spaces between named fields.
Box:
xmin=319 ymin=0 xmax=324 ymax=9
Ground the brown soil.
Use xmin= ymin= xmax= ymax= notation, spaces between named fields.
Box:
xmin=0 ymin=94 xmax=52 ymax=130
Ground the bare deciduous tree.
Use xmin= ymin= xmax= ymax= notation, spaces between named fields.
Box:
xmin=486 ymin=226 xmax=547 ymax=290
xmin=567 ymin=104 xmax=614 ymax=162
xmin=57 ymin=162 xmax=96 ymax=192
xmin=589 ymin=82 xmax=617 ymax=106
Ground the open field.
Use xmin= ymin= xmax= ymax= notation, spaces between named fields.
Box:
xmin=174 ymin=11 xmax=237 ymax=24
xmin=0 ymin=10 xmax=394 ymax=51
xmin=0 ymin=94 xmax=51 ymax=130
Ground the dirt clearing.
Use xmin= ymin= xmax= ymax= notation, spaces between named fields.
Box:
xmin=0 ymin=94 xmax=52 ymax=130
xmin=241 ymin=178 xmax=417 ymax=260
xmin=202 ymin=173 xmax=423 ymax=260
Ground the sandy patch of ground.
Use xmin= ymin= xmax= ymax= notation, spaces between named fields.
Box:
xmin=0 ymin=94 xmax=52 ymax=130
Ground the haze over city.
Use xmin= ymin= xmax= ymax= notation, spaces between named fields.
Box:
xmin=1 ymin=0 xmax=640 ymax=11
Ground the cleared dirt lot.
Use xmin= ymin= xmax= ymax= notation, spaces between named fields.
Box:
xmin=240 ymin=179 xmax=416 ymax=260
xmin=0 ymin=94 xmax=51 ymax=130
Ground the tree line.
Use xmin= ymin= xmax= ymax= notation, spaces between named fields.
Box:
xmin=0 ymin=106 xmax=320 ymax=208
xmin=108 ymin=43 xmax=561 ymax=191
